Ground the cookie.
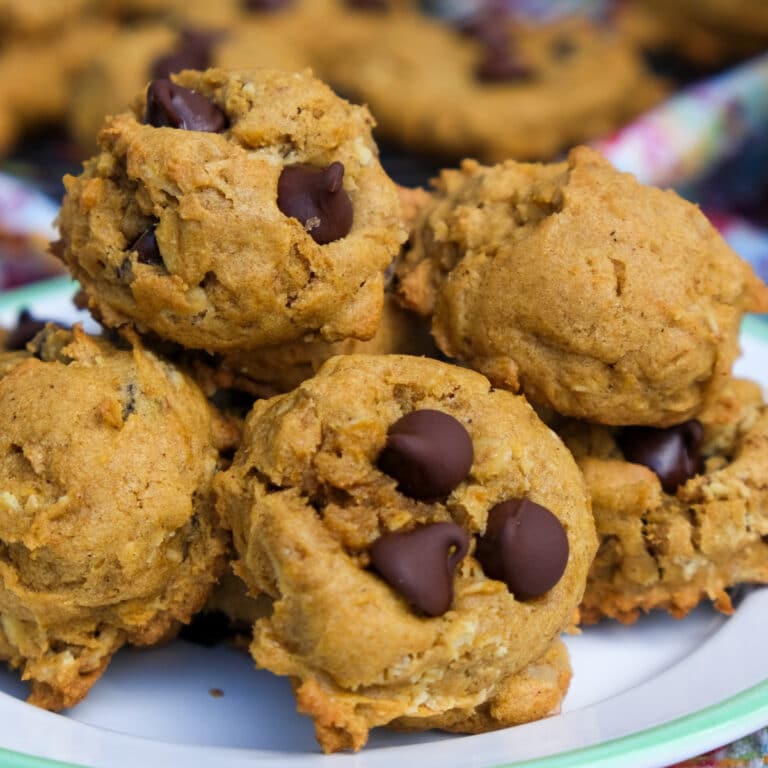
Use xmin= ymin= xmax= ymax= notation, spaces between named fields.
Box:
xmin=557 ymin=378 xmax=768 ymax=624
xmin=190 ymin=292 xmax=437 ymax=398
xmin=0 ymin=19 xmax=118 ymax=155
xmin=0 ymin=0 xmax=95 ymax=37
xmin=396 ymin=146 xmax=768 ymax=426
xmin=315 ymin=10 xmax=664 ymax=162
xmin=68 ymin=12 xmax=310 ymax=151
xmin=67 ymin=24 xmax=185 ymax=151
xmin=58 ymin=67 xmax=405 ymax=353
xmin=216 ymin=354 xmax=596 ymax=751
xmin=629 ymin=0 xmax=768 ymax=67
xmin=0 ymin=325 xmax=236 ymax=709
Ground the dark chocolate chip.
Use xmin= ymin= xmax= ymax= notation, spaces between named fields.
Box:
xmin=476 ymin=40 xmax=535 ymax=83
xmin=370 ymin=522 xmax=469 ymax=616
xmin=277 ymin=162 xmax=353 ymax=244
xmin=129 ymin=224 xmax=164 ymax=267
xmin=377 ymin=409 xmax=473 ymax=500
xmin=4 ymin=310 xmax=47 ymax=351
xmin=144 ymin=78 xmax=228 ymax=132
xmin=457 ymin=5 xmax=508 ymax=46
xmin=242 ymin=0 xmax=292 ymax=10
xmin=345 ymin=0 xmax=389 ymax=10
xmin=617 ymin=420 xmax=704 ymax=494
xmin=551 ymin=36 xmax=577 ymax=60
xmin=150 ymin=29 xmax=219 ymax=80
xmin=476 ymin=498 xmax=569 ymax=601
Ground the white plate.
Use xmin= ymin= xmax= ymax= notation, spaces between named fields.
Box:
xmin=0 ymin=277 xmax=767 ymax=768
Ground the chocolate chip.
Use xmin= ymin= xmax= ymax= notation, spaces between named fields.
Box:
xmin=242 ymin=0 xmax=292 ymax=10
xmin=617 ymin=420 xmax=704 ymax=494
xmin=150 ymin=29 xmax=219 ymax=80
xmin=476 ymin=499 xmax=569 ymax=601
xmin=551 ymin=36 xmax=577 ymax=60
xmin=144 ymin=79 xmax=228 ymax=133
xmin=370 ymin=522 xmax=469 ymax=616
xmin=476 ymin=40 xmax=535 ymax=83
xmin=457 ymin=5 xmax=508 ymax=45
xmin=377 ymin=409 xmax=473 ymax=500
xmin=130 ymin=225 xmax=164 ymax=267
xmin=277 ymin=162 xmax=353 ymax=244
xmin=345 ymin=0 xmax=389 ymax=10
xmin=4 ymin=310 xmax=47 ymax=351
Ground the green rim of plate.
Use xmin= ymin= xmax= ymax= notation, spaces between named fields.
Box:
xmin=1 ymin=678 xmax=767 ymax=768
xmin=0 ymin=277 xmax=77 ymax=314
xmin=0 ymin=279 xmax=766 ymax=768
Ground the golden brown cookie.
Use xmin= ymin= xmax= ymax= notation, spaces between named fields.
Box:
xmin=68 ymin=14 xmax=311 ymax=151
xmin=0 ymin=325 xmax=235 ymax=710
xmin=58 ymin=67 xmax=405 ymax=353
xmin=217 ymin=354 xmax=596 ymax=751
xmin=188 ymin=292 xmax=437 ymax=398
xmin=0 ymin=19 xmax=118 ymax=155
xmin=397 ymin=146 xmax=768 ymax=426
xmin=558 ymin=378 xmax=768 ymax=624
xmin=0 ymin=0 xmax=96 ymax=37
xmin=315 ymin=10 xmax=664 ymax=162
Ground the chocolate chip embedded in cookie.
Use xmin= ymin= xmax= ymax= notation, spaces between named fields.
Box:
xmin=314 ymin=11 xmax=665 ymax=162
xmin=398 ymin=146 xmax=768 ymax=426
xmin=558 ymin=378 xmax=768 ymax=624
xmin=216 ymin=354 xmax=596 ymax=752
xmin=58 ymin=67 xmax=405 ymax=353
xmin=0 ymin=326 xmax=236 ymax=710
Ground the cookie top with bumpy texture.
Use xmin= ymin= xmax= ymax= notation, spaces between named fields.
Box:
xmin=0 ymin=325 xmax=236 ymax=711
xmin=217 ymin=353 xmax=596 ymax=752
xmin=58 ymin=67 xmax=405 ymax=353
xmin=315 ymin=11 xmax=665 ymax=163
xmin=397 ymin=146 xmax=768 ymax=427
xmin=557 ymin=377 xmax=768 ymax=624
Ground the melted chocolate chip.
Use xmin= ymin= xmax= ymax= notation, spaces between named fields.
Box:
xmin=345 ymin=0 xmax=389 ymax=10
xmin=476 ymin=499 xmax=569 ymax=601
xmin=617 ymin=420 xmax=704 ymax=494
xmin=242 ymin=0 xmax=292 ymax=10
xmin=277 ymin=162 xmax=353 ymax=244
xmin=476 ymin=40 xmax=535 ymax=83
xmin=377 ymin=409 xmax=473 ymax=500
xmin=150 ymin=29 xmax=219 ymax=80
xmin=370 ymin=522 xmax=469 ymax=616
xmin=4 ymin=310 xmax=47 ymax=351
xmin=130 ymin=224 xmax=163 ymax=267
xmin=551 ymin=36 xmax=577 ymax=60
xmin=144 ymin=79 xmax=228 ymax=132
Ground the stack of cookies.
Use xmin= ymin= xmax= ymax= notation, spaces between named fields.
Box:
xmin=0 ymin=0 xmax=670 ymax=163
xmin=0 ymin=63 xmax=765 ymax=755
xmin=394 ymin=145 xmax=768 ymax=625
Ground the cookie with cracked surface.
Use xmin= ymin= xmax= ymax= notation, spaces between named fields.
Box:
xmin=557 ymin=378 xmax=768 ymax=624
xmin=0 ymin=325 xmax=236 ymax=710
xmin=315 ymin=10 xmax=664 ymax=162
xmin=397 ymin=146 xmax=768 ymax=427
xmin=58 ymin=67 xmax=405 ymax=353
xmin=217 ymin=353 xmax=596 ymax=751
